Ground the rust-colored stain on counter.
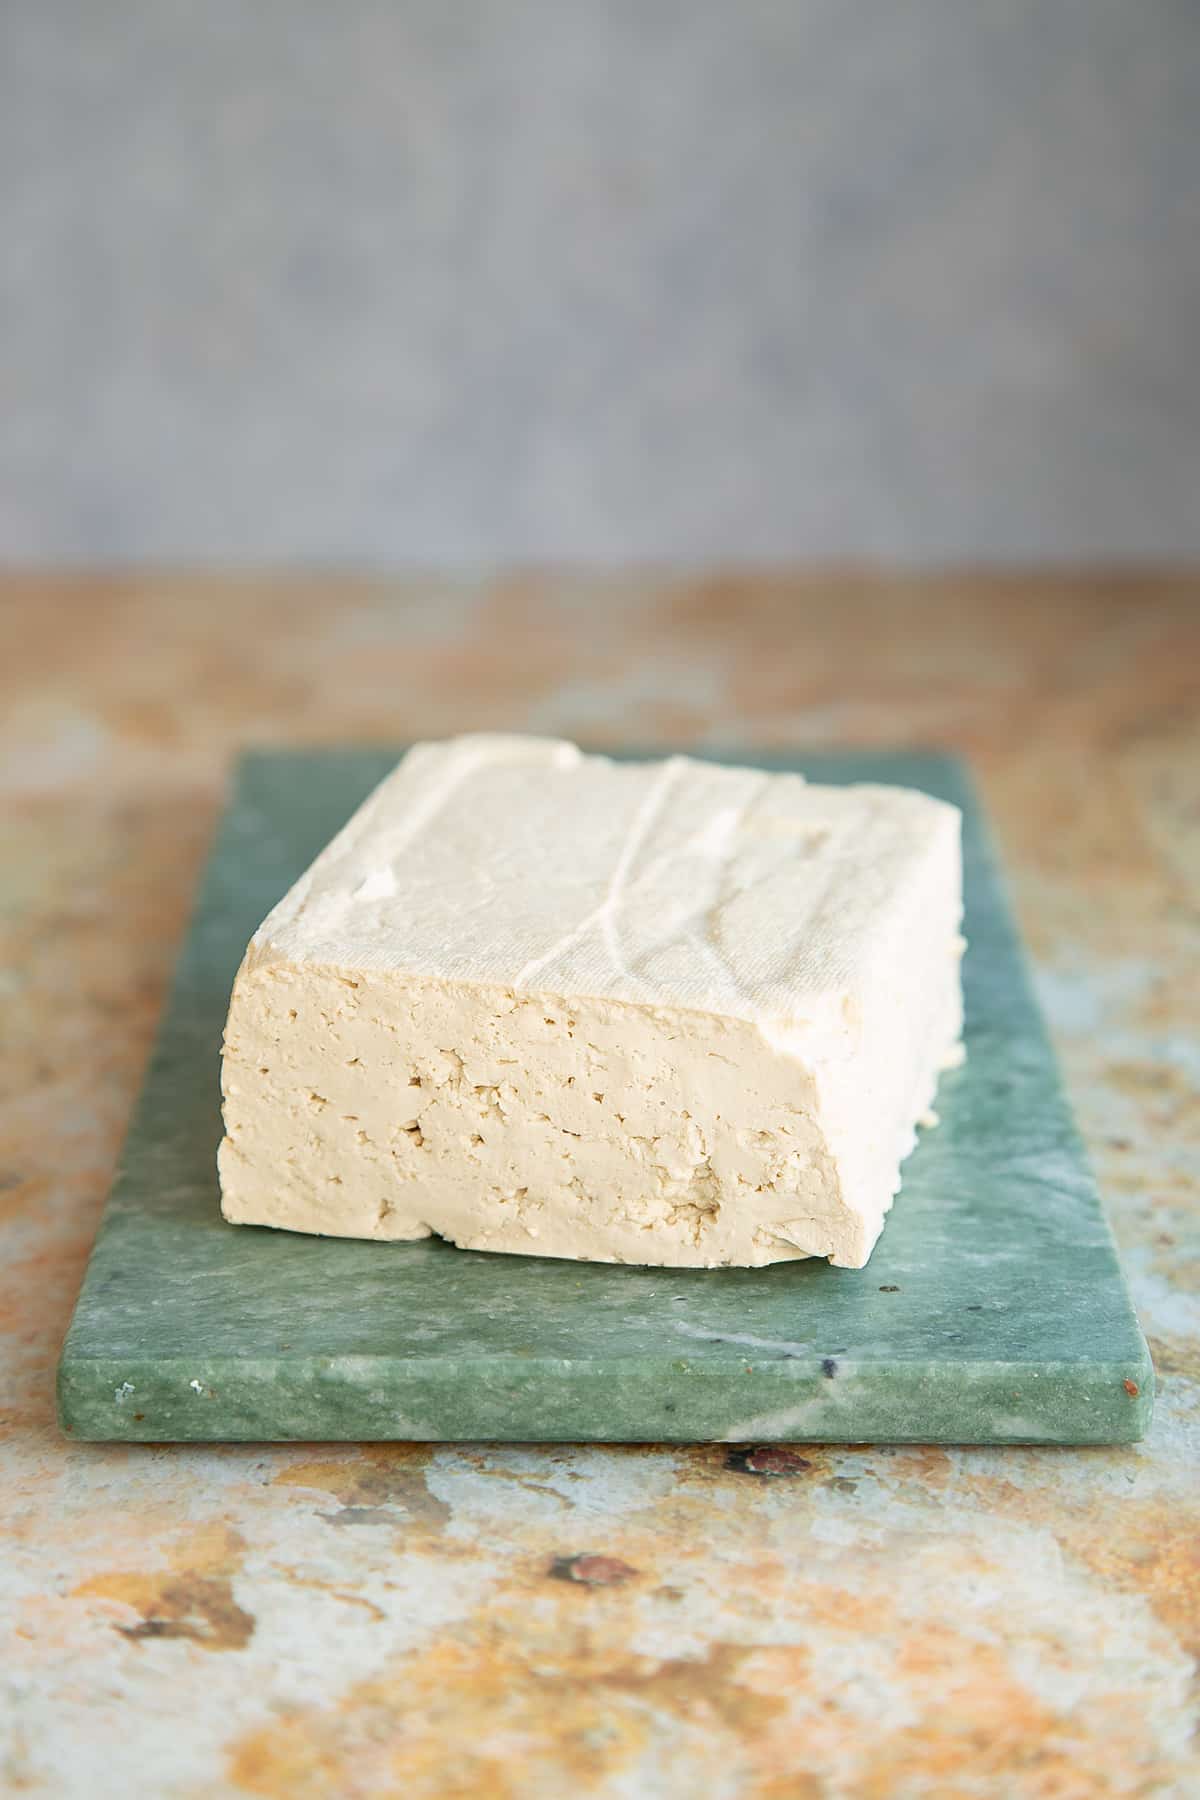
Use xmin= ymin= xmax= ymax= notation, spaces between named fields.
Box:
xmin=272 ymin=1445 xmax=452 ymax=1535
xmin=73 ymin=1523 xmax=255 ymax=1652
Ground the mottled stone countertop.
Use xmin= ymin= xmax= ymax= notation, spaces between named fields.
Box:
xmin=3 ymin=575 xmax=1198 ymax=1797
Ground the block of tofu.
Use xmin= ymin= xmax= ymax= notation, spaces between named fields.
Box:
xmin=219 ymin=735 xmax=964 ymax=1268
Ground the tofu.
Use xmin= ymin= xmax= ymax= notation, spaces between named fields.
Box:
xmin=218 ymin=735 xmax=964 ymax=1268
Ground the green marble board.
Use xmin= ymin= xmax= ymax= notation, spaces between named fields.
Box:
xmin=57 ymin=749 xmax=1153 ymax=1445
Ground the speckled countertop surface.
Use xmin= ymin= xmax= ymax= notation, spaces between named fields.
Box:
xmin=3 ymin=575 xmax=1198 ymax=1797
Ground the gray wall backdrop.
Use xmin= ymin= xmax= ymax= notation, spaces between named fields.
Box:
xmin=3 ymin=0 xmax=1198 ymax=564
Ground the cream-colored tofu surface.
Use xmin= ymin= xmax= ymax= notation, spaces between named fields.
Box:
xmin=219 ymin=735 xmax=964 ymax=1267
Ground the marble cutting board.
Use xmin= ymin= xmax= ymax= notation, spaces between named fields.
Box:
xmin=57 ymin=749 xmax=1153 ymax=1445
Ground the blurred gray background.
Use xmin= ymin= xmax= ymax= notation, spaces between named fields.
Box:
xmin=3 ymin=0 xmax=1198 ymax=564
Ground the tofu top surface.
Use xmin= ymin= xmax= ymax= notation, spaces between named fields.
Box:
xmin=247 ymin=734 xmax=962 ymax=1024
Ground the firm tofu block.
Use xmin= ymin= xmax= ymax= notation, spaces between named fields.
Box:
xmin=219 ymin=736 xmax=964 ymax=1268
